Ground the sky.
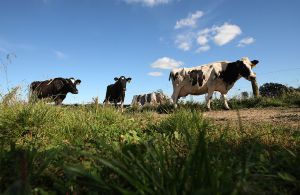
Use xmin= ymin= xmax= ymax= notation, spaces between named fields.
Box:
xmin=0 ymin=0 xmax=300 ymax=104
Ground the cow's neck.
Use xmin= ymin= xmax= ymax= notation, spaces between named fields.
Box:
xmin=220 ymin=62 xmax=241 ymax=85
xmin=115 ymin=81 xmax=125 ymax=97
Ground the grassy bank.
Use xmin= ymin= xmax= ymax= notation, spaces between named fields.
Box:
xmin=0 ymin=92 xmax=300 ymax=194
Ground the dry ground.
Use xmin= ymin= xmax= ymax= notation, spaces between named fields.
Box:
xmin=203 ymin=107 xmax=300 ymax=129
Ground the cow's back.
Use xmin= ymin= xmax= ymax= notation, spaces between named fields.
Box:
xmin=31 ymin=79 xmax=61 ymax=98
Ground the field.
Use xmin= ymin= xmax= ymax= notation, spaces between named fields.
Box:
xmin=0 ymin=90 xmax=300 ymax=194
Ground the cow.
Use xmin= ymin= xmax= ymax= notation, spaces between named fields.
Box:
xmin=169 ymin=57 xmax=259 ymax=110
xmin=30 ymin=77 xmax=81 ymax=105
xmin=103 ymin=76 xmax=132 ymax=112
xmin=131 ymin=92 xmax=170 ymax=106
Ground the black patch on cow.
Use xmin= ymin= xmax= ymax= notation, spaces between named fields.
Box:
xmin=169 ymin=72 xmax=179 ymax=81
xmin=189 ymin=70 xmax=205 ymax=86
xmin=146 ymin=93 xmax=152 ymax=103
xmin=219 ymin=61 xmax=251 ymax=85
xmin=251 ymin=60 xmax=259 ymax=65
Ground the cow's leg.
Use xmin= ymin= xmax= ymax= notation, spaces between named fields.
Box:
xmin=221 ymin=94 xmax=230 ymax=110
xmin=114 ymin=100 xmax=118 ymax=108
xmin=120 ymin=101 xmax=124 ymax=112
xmin=205 ymin=90 xmax=214 ymax=111
xmin=55 ymin=98 xmax=63 ymax=106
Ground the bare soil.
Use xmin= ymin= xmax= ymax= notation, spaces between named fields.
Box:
xmin=203 ymin=107 xmax=300 ymax=129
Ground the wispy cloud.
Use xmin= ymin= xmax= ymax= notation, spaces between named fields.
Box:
xmin=124 ymin=0 xmax=171 ymax=7
xmin=175 ymin=32 xmax=195 ymax=51
xmin=0 ymin=38 xmax=35 ymax=53
xmin=53 ymin=50 xmax=67 ymax=59
xmin=42 ymin=0 xmax=51 ymax=3
xmin=237 ymin=37 xmax=255 ymax=47
xmin=175 ymin=10 xmax=204 ymax=29
xmin=151 ymin=57 xmax=183 ymax=69
xmin=148 ymin=71 xmax=163 ymax=76
xmin=0 ymin=47 xmax=8 ymax=53
xmin=196 ymin=45 xmax=210 ymax=53
xmin=174 ymin=22 xmax=243 ymax=53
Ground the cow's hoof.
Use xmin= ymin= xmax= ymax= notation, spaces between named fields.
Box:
xmin=224 ymin=107 xmax=230 ymax=110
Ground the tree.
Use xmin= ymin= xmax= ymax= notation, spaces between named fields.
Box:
xmin=259 ymin=83 xmax=292 ymax=97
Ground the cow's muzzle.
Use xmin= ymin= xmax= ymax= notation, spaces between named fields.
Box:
xmin=73 ymin=90 xmax=78 ymax=94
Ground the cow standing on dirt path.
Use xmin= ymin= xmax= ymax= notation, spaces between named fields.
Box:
xmin=103 ymin=76 xmax=132 ymax=112
xmin=169 ymin=57 xmax=259 ymax=110
xmin=30 ymin=77 xmax=81 ymax=105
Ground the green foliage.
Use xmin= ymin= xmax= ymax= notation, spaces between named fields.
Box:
xmin=0 ymin=90 xmax=300 ymax=194
xmin=259 ymin=82 xmax=296 ymax=97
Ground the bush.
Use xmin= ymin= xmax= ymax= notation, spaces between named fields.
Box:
xmin=259 ymin=83 xmax=294 ymax=97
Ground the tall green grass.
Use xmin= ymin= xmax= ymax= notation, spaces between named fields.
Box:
xmin=0 ymin=90 xmax=299 ymax=194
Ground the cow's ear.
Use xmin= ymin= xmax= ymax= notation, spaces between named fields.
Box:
xmin=75 ymin=79 xmax=81 ymax=85
xmin=114 ymin=77 xmax=118 ymax=81
xmin=251 ymin=60 xmax=259 ymax=67
xmin=126 ymin=78 xmax=132 ymax=83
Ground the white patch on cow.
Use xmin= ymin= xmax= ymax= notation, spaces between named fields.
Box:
xmin=70 ymin=78 xmax=76 ymax=84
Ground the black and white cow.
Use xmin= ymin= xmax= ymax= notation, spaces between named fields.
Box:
xmin=103 ymin=76 xmax=131 ymax=112
xmin=169 ymin=57 xmax=259 ymax=110
xmin=131 ymin=92 xmax=170 ymax=106
xmin=30 ymin=77 xmax=81 ymax=105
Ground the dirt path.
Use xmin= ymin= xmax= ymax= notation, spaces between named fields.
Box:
xmin=203 ymin=107 xmax=300 ymax=128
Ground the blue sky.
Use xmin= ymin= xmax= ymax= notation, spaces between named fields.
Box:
xmin=0 ymin=0 xmax=299 ymax=104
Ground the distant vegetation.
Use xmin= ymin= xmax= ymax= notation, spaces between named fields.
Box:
xmin=259 ymin=82 xmax=300 ymax=97
xmin=0 ymin=86 xmax=299 ymax=194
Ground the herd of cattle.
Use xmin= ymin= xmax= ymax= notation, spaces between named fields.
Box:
xmin=30 ymin=57 xmax=259 ymax=111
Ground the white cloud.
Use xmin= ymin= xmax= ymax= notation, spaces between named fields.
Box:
xmin=148 ymin=71 xmax=163 ymax=76
xmin=151 ymin=57 xmax=183 ymax=69
xmin=53 ymin=50 xmax=67 ymax=59
xmin=238 ymin=37 xmax=255 ymax=47
xmin=190 ymin=22 xmax=242 ymax=52
xmin=175 ymin=32 xmax=195 ymax=51
xmin=175 ymin=10 xmax=204 ymax=29
xmin=212 ymin=23 xmax=242 ymax=46
xmin=196 ymin=45 xmax=210 ymax=53
xmin=124 ymin=0 xmax=171 ymax=7
xmin=197 ymin=35 xmax=209 ymax=46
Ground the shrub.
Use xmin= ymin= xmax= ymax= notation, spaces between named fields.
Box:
xmin=259 ymin=82 xmax=294 ymax=97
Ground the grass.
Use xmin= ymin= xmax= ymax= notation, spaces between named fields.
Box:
xmin=0 ymin=89 xmax=300 ymax=194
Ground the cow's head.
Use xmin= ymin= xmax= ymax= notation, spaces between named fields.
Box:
xmin=237 ymin=57 xmax=259 ymax=81
xmin=188 ymin=69 xmax=205 ymax=86
xmin=66 ymin=77 xmax=81 ymax=94
xmin=114 ymin=76 xmax=132 ymax=91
